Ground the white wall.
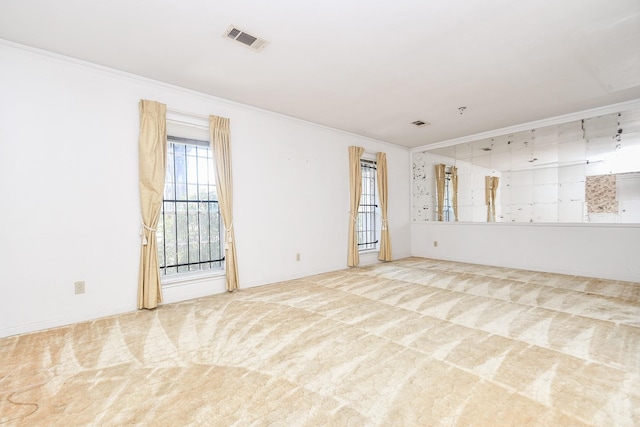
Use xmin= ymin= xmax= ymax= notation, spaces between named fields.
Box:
xmin=411 ymin=222 xmax=640 ymax=282
xmin=0 ymin=42 xmax=411 ymax=337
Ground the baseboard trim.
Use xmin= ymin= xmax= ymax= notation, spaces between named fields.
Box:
xmin=0 ymin=305 xmax=135 ymax=339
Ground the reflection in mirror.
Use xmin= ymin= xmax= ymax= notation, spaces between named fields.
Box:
xmin=412 ymin=107 xmax=640 ymax=223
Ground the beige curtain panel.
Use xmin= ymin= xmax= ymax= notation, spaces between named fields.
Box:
xmin=137 ymin=100 xmax=167 ymax=309
xmin=451 ymin=166 xmax=459 ymax=222
xmin=435 ymin=164 xmax=446 ymax=221
xmin=485 ymin=176 xmax=500 ymax=222
xmin=348 ymin=146 xmax=365 ymax=267
xmin=210 ymin=115 xmax=239 ymax=292
xmin=376 ymin=152 xmax=392 ymax=262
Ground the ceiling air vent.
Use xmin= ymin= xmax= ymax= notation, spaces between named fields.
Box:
xmin=224 ymin=25 xmax=268 ymax=51
xmin=412 ymin=120 xmax=430 ymax=127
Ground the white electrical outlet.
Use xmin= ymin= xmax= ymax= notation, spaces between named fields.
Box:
xmin=74 ymin=281 xmax=85 ymax=295
xmin=434 ymin=241 xmax=438 ymax=247
xmin=296 ymin=253 xmax=301 ymax=261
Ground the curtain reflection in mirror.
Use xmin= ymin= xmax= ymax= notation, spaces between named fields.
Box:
xmin=485 ymin=176 xmax=499 ymax=222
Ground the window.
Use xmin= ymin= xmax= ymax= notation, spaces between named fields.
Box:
xmin=358 ymin=159 xmax=378 ymax=251
xmin=156 ymin=136 xmax=224 ymax=276
xmin=443 ymin=168 xmax=454 ymax=222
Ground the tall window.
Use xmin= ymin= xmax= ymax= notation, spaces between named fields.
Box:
xmin=443 ymin=169 xmax=454 ymax=222
xmin=358 ymin=159 xmax=378 ymax=251
xmin=157 ymin=136 xmax=224 ymax=276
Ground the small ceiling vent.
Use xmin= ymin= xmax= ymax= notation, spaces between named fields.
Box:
xmin=224 ymin=25 xmax=268 ymax=51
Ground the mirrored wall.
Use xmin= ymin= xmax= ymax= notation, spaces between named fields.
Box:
xmin=412 ymin=107 xmax=640 ymax=223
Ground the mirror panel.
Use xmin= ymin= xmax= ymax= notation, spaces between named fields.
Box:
xmin=412 ymin=107 xmax=640 ymax=223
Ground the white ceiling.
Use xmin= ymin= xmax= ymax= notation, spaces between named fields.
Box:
xmin=1 ymin=0 xmax=639 ymax=149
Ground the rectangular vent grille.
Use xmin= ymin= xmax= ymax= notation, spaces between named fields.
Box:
xmin=224 ymin=25 xmax=268 ymax=51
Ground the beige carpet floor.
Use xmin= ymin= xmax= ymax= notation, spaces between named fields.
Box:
xmin=1 ymin=257 xmax=639 ymax=426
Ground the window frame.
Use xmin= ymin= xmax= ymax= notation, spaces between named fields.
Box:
xmin=358 ymin=157 xmax=380 ymax=252
xmin=157 ymin=135 xmax=225 ymax=283
xmin=443 ymin=167 xmax=454 ymax=222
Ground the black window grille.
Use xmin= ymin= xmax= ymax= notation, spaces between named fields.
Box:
xmin=358 ymin=159 xmax=378 ymax=251
xmin=444 ymin=170 xmax=453 ymax=222
xmin=157 ymin=136 xmax=224 ymax=276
